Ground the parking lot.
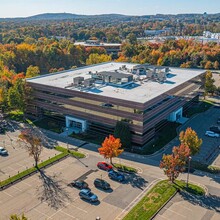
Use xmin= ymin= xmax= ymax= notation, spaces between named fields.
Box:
xmin=154 ymin=191 xmax=220 ymax=220
xmin=0 ymin=155 xmax=156 ymax=220
xmin=0 ymin=130 xmax=58 ymax=181
xmin=180 ymin=107 xmax=220 ymax=165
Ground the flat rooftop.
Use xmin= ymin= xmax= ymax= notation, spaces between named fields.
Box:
xmin=74 ymin=42 xmax=121 ymax=47
xmin=27 ymin=62 xmax=205 ymax=104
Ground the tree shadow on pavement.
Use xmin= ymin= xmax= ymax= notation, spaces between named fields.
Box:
xmin=179 ymin=191 xmax=220 ymax=213
xmin=36 ymin=169 xmax=72 ymax=210
xmin=124 ymin=173 xmax=148 ymax=190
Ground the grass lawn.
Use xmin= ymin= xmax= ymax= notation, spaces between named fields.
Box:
xmin=0 ymin=152 xmax=67 ymax=188
xmin=34 ymin=118 xmax=63 ymax=133
xmin=191 ymin=161 xmax=220 ymax=174
xmin=70 ymin=132 xmax=105 ymax=145
xmin=55 ymin=146 xmax=85 ymax=158
xmin=123 ymin=180 xmax=205 ymax=220
xmin=7 ymin=110 xmax=25 ymax=122
xmin=186 ymin=100 xmax=213 ymax=117
xmin=113 ymin=163 xmax=137 ymax=173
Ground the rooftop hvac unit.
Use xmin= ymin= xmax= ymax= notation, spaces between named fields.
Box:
xmin=73 ymin=76 xmax=84 ymax=86
xmin=165 ymin=67 xmax=170 ymax=73
xmin=84 ymin=78 xmax=95 ymax=87
xmin=121 ymin=78 xmax=129 ymax=83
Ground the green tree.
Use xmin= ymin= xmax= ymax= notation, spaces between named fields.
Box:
xmin=114 ymin=121 xmax=132 ymax=149
xmin=204 ymin=71 xmax=216 ymax=95
xmin=26 ymin=65 xmax=40 ymax=78
xmin=7 ymin=79 xmax=26 ymax=111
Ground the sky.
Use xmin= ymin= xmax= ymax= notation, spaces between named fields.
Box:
xmin=0 ymin=0 xmax=220 ymax=18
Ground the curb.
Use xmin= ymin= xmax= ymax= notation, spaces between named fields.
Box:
xmin=150 ymin=189 xmax=178 ymax=220
xmin=0 ymin=154 xmax=69 ymax=191
xmin=115 ymin=178 xmax=163 ymax=220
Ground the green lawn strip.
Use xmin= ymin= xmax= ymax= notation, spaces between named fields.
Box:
xmin=55 ymin=146 xmax=85 ymax=158
xmin=123 ymin=180 xmax=205 ymax=220
xmin=191 ymin=161 xmax=220 ymax=174
xmin=0 ymin=152 xmax=67 ymax=188
xmin=70 ymin=132 xmax=104 ymax=145
xmin=113 ymin=163 xmax=137 ymax=173
xmin=186 ymin=100 xmax=213 ymax=117
xmin=33 ymin=118 xmax=63 ymax=133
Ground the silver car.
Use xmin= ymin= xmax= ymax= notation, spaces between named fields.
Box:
xmin=0 ymin=147 xmax=8 ymax=156
xmin=205 ymin=131 xmax=219 ymax=138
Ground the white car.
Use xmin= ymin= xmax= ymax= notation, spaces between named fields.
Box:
xmin=205 ymin=131 xmax=219 ymax=138
xmin=0 ymin=147 xmax=8 ymax=155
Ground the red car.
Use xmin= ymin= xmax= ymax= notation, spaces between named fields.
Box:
xmin=97 ymin=162 xmax=113 ymax=171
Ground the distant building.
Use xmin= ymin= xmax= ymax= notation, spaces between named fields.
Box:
xmin=203 ymin=31 xmax=220 ymax=40
xmin=74 ymin=40 xmax=121 ymax=56
xmin=144 ymin=28 xmax=172 ymax=36
xmin=27 ymin=62 xmax=205 ymax=147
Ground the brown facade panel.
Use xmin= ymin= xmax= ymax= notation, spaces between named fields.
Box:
xmin=28 ymin=82 xmax=145 ymax=109
xmin=33 ymin=90 xmax=143 ymax=121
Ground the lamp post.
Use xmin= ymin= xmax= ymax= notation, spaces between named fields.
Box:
xmin=186 ymin=156 xmax=192 ymax=188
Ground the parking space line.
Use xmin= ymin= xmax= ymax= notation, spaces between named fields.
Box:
xmin=157 ymin=214 xmax=170 ymax=220
xmin=34 ymin=208 xmax=50 ymax=217
xmin=70 ymin=203 xmax=88 ymax=213
xmin=12 ymin=185 xmax=22 ymax=192
xmin=60 ymin=210 xmax=78 ymax=219
xmin=21 ymin=181 xmax=31 ymax=187
xmin=164 ymin=207 xmax=186 ymax=218
xmin=2 ymin=191 xmax=13 ymax=198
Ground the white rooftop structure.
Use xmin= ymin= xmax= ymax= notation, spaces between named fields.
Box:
xmin=27 ymin=62 xmax=205 ymax=104
xmin=74 ymin=41 xmax=121 ymax=47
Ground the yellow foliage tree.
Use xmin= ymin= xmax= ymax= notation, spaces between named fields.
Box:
xmin=179 ymin=127 xmax=202 ymax=156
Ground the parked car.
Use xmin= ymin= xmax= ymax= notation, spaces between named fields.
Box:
xmin=70 ymin=180 xmax=89 ymax=189
xmin=205 ymin=131 xmax=219 ymax=138
xmin=94 ymin=178 xmax=110 ymax=190
xmin=79 ymin=189 xmax=98 ymax=202
xmin=108 ymin=170 xmax=125 ymax=182
xmin=97 ymin=162 xmax=113 ymax=171
xmin=0 ymin=147 xmax=8 ymax=156
xmin=210 ymin=126 xmax=220 ymax=134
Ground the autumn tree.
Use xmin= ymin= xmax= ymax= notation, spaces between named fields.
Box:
xmin=160 ymin=144 xmax=190 ymax=182
xmin=26 ymin=65 xmax=40 ymax=78
xmin=86 ymin=53 xmax=112 ymax=65
xmin=10 ymin=214 xmax=28 ymax=220
xmin=204 ymin=71 xmax=216 ymax=95
xmin=179 ymin=127 xmax=202 ymax=156
xmin=19 ymin=128 xmax=43 ymax=167
xmin=98 ymin=135 xmax=124 ymax=164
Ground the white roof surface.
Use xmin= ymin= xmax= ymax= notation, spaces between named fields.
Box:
xmin=74 ymin=42 xmax=121 ymax=47
xmin=27 ymin=62 xmax=205 ymax=103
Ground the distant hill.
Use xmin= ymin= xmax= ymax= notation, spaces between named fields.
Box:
xmin=0 ymin=12 xmax=219 ymax=22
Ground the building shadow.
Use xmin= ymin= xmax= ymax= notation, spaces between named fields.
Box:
xmin=37 ymin=169 xmax=72 ymax=210
xmin=123 ymin=173 xmax=148 ymax=190
xmin=179 ymin=190 xmax=220 ymax=213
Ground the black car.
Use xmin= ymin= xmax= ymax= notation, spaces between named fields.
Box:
xmin=210 ymin=126 xmax=220 ymax=134
xmin=70 ymin=180 xmax=89 ymax=189
xmin=94 ymin=178 xmax=110 ymax=190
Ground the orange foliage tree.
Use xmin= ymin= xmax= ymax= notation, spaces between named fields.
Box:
xmin=19 ymin=128 xmax=43 ymax=167
xmin=98 ymin=135 xmax=124 ymax=164
xmin=160 ymin=144 xmax=190 ymax=182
